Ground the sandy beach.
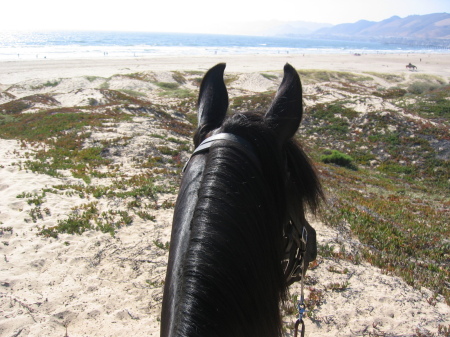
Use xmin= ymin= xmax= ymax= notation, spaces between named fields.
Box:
xmin=1 ymin=53 xmax=449 ymax=337
xmin=1 ymin=53 xmax=450 ymax=84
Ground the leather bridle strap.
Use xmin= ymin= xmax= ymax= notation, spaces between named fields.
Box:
xmin=294 ymin=227 xmax=307 ymax=337
xmin=182 ymin=133 xmax=259 ymax=173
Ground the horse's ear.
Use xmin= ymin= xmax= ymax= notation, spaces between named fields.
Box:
xmin=265 ymin=63 xmax=303 ymax=143
xmin=197 ymin=63 xmax=228 ymax=138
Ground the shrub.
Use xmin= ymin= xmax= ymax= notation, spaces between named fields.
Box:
xmin=373 ymin=87 xmax=407 ymax=99
xmin=44 ymin=80 xmax=60 ymax=87
xmin=321 ymin=150 xmax=357 ymax=170
xmin=407 ymin=82 xmax=440 ymax=95
xmin=261 ymin=73 xmax=278 ymax=80
xmin=156 ymin=82 xmax=180 ymax=90
xmin=172 ymin=71 xmax=187 ymax=84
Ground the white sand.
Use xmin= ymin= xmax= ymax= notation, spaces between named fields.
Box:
xmin=1 ymin=53 xmax=449 ymax=84
xmin=0 ymin=54 xmax=449 ymax=336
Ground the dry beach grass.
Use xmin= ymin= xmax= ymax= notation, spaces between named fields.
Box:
xmin=0 ymin=54 xmax=449 ymax=336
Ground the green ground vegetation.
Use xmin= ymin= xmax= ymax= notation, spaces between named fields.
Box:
xmin=1 ymin=69 xmax=448 ymax=307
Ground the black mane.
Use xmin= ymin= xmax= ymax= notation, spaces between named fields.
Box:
xmin=175 ymin=113 xmax=322 ymax=337
xmin=161 ymin=63 xmax=323 ymax=337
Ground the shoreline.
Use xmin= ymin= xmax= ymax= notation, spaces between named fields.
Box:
xmin=1 ymin=53 xmax=450 ymax=84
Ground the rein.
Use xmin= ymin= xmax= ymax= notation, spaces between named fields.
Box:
xmin=182 ymin=132 xmax=308 ymax=337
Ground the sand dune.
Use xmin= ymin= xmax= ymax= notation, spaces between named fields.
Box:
xmin=1 ymin=54 xmax=449 ymax=336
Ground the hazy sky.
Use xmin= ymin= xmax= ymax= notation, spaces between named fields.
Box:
xmin=2 ymin=0 xmax=450 ymax=33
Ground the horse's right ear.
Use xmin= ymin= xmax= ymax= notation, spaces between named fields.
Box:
xmin=265 ymin=63 xmax=303 ymax=144
xmin=196 ymin=63 xmax=228 ymax=145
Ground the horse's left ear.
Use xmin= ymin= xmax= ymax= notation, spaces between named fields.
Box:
xmin=196 ymin=63 xmax=228 ymax=144
xmin=265 ymin=63 xmax=303 ymax=143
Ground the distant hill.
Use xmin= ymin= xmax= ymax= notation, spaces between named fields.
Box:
xmin=314 ymin=13 xmax=450 ymax=40
xmin=224 ymin=13 xmax=450 ymax=47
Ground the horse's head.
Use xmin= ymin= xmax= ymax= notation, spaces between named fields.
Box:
xmin=161 ymin=63 xmax=322 ymax=337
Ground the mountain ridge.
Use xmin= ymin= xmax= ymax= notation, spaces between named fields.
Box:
xmin=313 ymin=13 xmax=450 ymax=40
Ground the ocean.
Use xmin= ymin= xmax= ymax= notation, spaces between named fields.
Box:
xmin=0 ymin=30 xmax=448 ymax=60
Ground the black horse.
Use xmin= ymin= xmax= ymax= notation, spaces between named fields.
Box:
xmin=161 ymin=63 xmax=323 ymax=337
